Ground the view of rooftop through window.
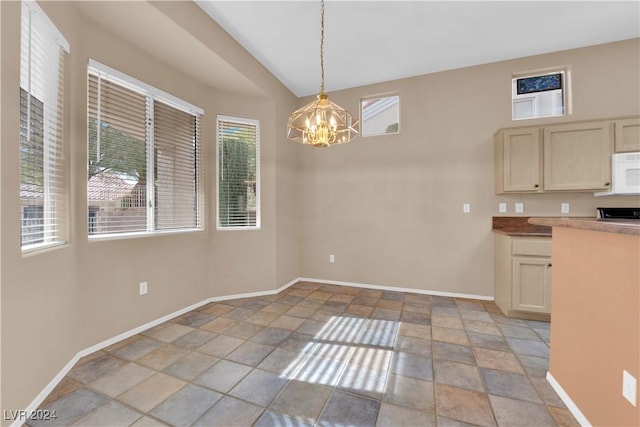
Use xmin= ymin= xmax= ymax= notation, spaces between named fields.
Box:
xmin=512 ymin=71 xmax=566 ymax=120
xmin=361 ymin=95 xmax=400 ymax=137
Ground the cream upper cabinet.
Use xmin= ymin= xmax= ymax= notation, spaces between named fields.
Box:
xmin=495 ymin=116 xmax=637 ymax=194
xmin=614 ymin=117 xmax=640 ymax=153
xmin=495 ymin=128 xmax=543 ymax=193
xmin=543 ymin=121 xmax=612 ymax=191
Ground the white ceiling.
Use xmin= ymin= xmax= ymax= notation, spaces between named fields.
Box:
xmin=196 ymin=1 xmax=640 ymax=97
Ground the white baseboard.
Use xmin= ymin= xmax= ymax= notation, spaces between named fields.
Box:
xmin=299 ymin=277 xmax=494 ymax=301
xmin=17 ymin=277 xmax=299 ymax=427
xmin=546 ymin=371 xmax=591 ymax=427
xmin=20 ymin=275 xmax=488 ymax=425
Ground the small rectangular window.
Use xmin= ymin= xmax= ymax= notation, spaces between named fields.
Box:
xmin=512 ymin=71 xmax=566 ymax=120
xmin=20 ymin=0 xmax=70 ymax=252
xmin=87 ymin=60 xmax=203 ymax=238
xmin=216 ymin=116 xmax=260 ymax=230
xmin=361 ymin=95 xmax=400 ymax=137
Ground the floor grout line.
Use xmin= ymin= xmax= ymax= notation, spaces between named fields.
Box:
xmin=31 ymin=282 xmax=571 ymax=427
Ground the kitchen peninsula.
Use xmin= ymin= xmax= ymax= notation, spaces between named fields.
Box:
xmin=529 ymin=217 xmax=640 ymax=426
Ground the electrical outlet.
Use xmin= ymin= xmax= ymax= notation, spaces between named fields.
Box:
xmin=561 ymin=203 xmax=570 ymax=214
xmin=463 ymin=203 xmax=471 ymax=214
xmin=499 ymin=203 xmax=507 ymax=213
xmin=139 ymin=281 xmax=148 ymax=296
xmin=623 ymin=370 xmax=637 ymax=406
xmin=515 ymin=202 xmax=524 ymax=214
xmin=329 ymin=254 xmax=335 ymax=263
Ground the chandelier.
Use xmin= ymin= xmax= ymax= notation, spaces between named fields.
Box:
xmin=287 ymin=0 xmax=359 ymax=147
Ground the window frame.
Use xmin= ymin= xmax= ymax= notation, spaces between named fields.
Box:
xmin=511 ymin=69 xmax=569 ymax=121
xmin=20 ymin=0 xmax=70 ymax=254
xmin=360 ymin=94 xmax=400 ymax=137
xmin=216 ymin=115 xmax=261 ymax=231
xmin=87 ymin=59 xmax=204 ymax=241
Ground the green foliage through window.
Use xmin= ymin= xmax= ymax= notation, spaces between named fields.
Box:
xmin=217 ymin=117 xmax=259 ymax=228
xmin=88 ymin=119 xmax=146 ymax=182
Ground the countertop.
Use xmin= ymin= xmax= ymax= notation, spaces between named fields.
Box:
xmin=492 ymin=216 xmax=552 ymax=237
xmin=528 ymin=217 xmax=640 ymax=236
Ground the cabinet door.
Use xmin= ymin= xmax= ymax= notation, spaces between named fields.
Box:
xmin=614 ymin=117 xmax=640 ymax=153
xmin=502 ymin=128 xmax=543 ymax=192
xmin=543 ymin=121 xmax=612 ymax=191
xmin=512 ymin=257 xmax=552 ymax=314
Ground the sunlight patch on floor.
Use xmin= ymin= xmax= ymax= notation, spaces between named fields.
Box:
xmin=280 ymin=316 xmax=397 ymax=392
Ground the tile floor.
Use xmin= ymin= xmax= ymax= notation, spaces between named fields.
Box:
xmin=29 ymin=281 xmax=579 ymax=427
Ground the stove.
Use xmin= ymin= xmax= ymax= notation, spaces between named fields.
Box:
xmin=597 ymin=207 xmax=640 ymax=220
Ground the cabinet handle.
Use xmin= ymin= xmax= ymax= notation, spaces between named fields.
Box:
xmin=534 ymin=184 xmax=539 ymax=188
xmin=604 ymin=182 xmax=610 ymax=186
xmin=547 ymin=263 xmax=552 ymax=267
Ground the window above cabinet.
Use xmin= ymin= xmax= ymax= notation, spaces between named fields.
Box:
xmin=512 ymin=70 xmax=568 ymax=121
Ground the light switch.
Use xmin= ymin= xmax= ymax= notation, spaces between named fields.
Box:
xmin=463 ymin=203 xmax=471 ymax=214
xmin=499 ymin=203 xmax=507 ymax=213
xmin=623 ymin=370 xmax=637 ymax=406
xmin=561 ymin=203 xmax=570 ymax=214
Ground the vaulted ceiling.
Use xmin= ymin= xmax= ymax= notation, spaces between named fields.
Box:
xmin=196 ymin=1 xmax=640 ymax=97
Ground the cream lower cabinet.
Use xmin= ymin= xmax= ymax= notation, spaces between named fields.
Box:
xmin=494 ymin=233 xmax=552 ymax=320
xmin=512 ymin=256 xmax=552 ymax=313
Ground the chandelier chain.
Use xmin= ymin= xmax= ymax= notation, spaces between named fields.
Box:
xmin=319 ymin=0 xmax=325 ymax=95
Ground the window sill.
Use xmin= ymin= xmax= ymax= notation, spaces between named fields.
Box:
xmin=216 ymin=226 xmax=261 ymax=231
xmin=22 ymin=240 xmax=69 ymax=257
xmin=89 ymin=228 xmax=204 ymax=242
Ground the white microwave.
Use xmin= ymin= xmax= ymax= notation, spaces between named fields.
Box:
xmin=595 ymin=152 xmax=640 ymax=196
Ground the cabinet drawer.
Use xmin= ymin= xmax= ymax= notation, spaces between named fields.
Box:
xmin=512 ymin=238 xmax=551 ymax=256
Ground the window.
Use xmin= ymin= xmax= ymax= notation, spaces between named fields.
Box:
xmin=20 ymin=0 xmax=69 ymax=251
xmin=87 ymin=60 xmax=203 ymax=238
xmin=216 ymin=116 xmax=260 ymax=229
xmin=512 ymin=71 xmax=566 ymax=120
xmin=361 ymin=95 xmax=400 ymax=137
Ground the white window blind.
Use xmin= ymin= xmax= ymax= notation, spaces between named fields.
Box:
xmin=216 ymin=116 xmax=260 ymax=229
xmin=87 ymin=61 xmax=203 ymax=238
xmin=154 ymin=100 xmax=202 ymax=230
xmin=20 ymin=0 xmax=69 ymax=251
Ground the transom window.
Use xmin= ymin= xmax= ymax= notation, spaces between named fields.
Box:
xmin=87 ymin=60 xmax=203 ymax=238
xmin=512 ymin=70 xmax=567 ymax=120
xmin=361 ymin=95 xmax=400 ymax=137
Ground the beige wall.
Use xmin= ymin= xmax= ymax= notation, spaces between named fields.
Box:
xmin=1 ymin=1 xmax=299 ymax=415
xmin=1 ymin=0 xmax=639 ymax=417
xmin=298 ymin=39 xmax=640 ymax=296
xmin=549 ymin=227 xmax=639 ymax=426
